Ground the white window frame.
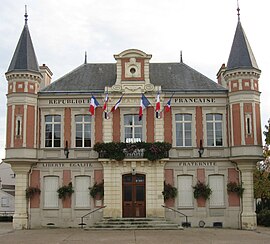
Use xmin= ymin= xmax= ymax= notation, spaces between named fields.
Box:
xmin=175 ymin=114 xmax=192 ymax=147
xmin=75 ymin=115 xmax=92 ymax=148
xmin=15 ymin=115 xmax=22 ymax=137
xmin=75 ymin=176 xmax=91 ymax=208
xmin=43 ymin=176 xmax=59 ymax=208
xmin=44 ymin=115 xmax=61 ymax=148
xmin=245 ymin=113 xmax=252 ymax=135
xmin=123 ymin=113 xmax=143 ymax=143
xmin=209 ymin=175 xmax=225 ymax=208
xmin=177 ymin=175 xmax=193 ymax=208
xmin=206 ymin=113 xmax=223 ymax=147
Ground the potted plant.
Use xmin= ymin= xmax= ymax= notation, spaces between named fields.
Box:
xmin=193 ymin=181 xmax=212 ymax=200
xmin=89 ymin=181 xmax=104 ymax=199
xmin=227 ymin=181 xmax=245 ymax=197
xmin=57 ymin=182 xmax=74 ymax=199
xmin=25 ymin=186 xmax=41 ymax=199
xmin=162 ymin=182 xmax=178 ymax=201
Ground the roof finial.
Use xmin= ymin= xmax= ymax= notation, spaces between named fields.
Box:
xmin=237 ymin=0 xmax=240 ymax=21
xmin=180 ymin=50 xmax=183 ymax=63
xmin=84 ymin=51 xmax=87 ymax=64
xmin=24 ymin=5 xmax=28 ymax=25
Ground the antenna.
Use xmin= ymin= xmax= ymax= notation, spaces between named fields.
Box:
xmin=84 ymin=51 xmax=87 ymax=64
xmin=237 ymin=0 xmax=240 ymax=21
xmin=180 ymin=50 xmax=183 ymax=63
xmin=24 ymin=5 xmax=28 ymax=24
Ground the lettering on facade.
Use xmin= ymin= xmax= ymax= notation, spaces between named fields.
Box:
xmin=48 ymin=99 xmax=90 ymax=105
xmin=179 ymin=162 xmax=216 ymax=167
xmin=174 ymin=98 xmax=216 ymax=103
xmin=41 ymin=163 xmax=92 ymax=167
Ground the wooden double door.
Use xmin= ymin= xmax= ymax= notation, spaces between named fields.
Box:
xmin=122 ymin=174 xmax=146 ymax=218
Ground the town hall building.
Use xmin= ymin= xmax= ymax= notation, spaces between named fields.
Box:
xmin=4 ymin=8 xmax=262 ymax=230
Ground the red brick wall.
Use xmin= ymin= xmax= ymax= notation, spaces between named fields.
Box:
xmin=146 ymin=107 xmax=154 ymax=142
xmin=164 ymin=110 xmax=172 ymax=144
xmin=95 ymin=107 xmax=103 ymax=143
xmin=94 ymin=170 xmax=103 ymax=184
xmin=62 ymin=170 xmax=72 ymax=208
xmin=112 ymin=109 xmax=120 ymax=142
xmin=164 ymin=169 xmax=174 ymax=207
xmin=64 ymin=108 xmax=71 ymax=147
xmin=228 ymin=168 xmax=240 ymax=206
xmin=242 ymin=79 xmax=251 ymax=91
xmin=6 ymin=105 xmax=12 ymax=148
xmin=26 ymin=105 xmax=35 ymax=148
xmin=197 ymin=169 xmax=206 ymax=207
xmin=30 ymin=170 xmax=40 ymax=208
xmin=232 ymin=103 xmax=241 ymax=146
xmin=255 ymin=103 xmax=262 ymax=145
xmin=196 ymin=106 xmax=203 ymax=147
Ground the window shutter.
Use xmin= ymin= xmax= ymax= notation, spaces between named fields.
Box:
xmin=178 ymin=175 xmax=193 ymax=207
xmin=209 ymin=175 xmax=224 ymax=207
xmin=75 ymin=176 xmax=90 ymax=208
xmin=44 ymin=176 xmax=59 ymax=208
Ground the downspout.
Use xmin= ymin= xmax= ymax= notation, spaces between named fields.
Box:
xmin=232 ymin=161 xmax=243 ymax=229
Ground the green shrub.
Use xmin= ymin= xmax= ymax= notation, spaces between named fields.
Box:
xmin=257 ymin=209 xmax=270 ymax=226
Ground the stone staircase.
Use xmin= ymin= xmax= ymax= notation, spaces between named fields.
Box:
xmin=85 ymin=217 xmax=183 ymax=230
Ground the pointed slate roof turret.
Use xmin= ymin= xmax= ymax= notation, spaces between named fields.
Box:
xmin=7 ymin=8 xmax=40 ymax=74
xmin=226 ymin=18 xmax=259 ymax=71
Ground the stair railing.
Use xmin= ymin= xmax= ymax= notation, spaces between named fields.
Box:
xmin=79 ymin=205 xmax=106 ymax=229
xmin=161 ymin=205 xmax=190 ymax=227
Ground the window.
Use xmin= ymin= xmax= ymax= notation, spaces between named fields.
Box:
xmin=206 ymin=113 xmax=223 ymax=146
xmin=175 ymin=114 xmax=192 ymax=146
xmin=45 ymin=115 xmax=61 ymax=147
xmin=16 ymin=116 xmax=22 ymax=136
xmin=209 ymin=175 xmax=225 ymax=207
xmin=178 ymin=175 xmax=193 ymax=207
xmin=75 ymin=115 xmax=91 ymax=147
xmin=1 ymin=197 xmax=9 ymax=207
xmin=124 ymin=114 xmax=142 ymax=143
xmin=245 ymin=114 xmax=252 ymax=135
xmin=75 ymin=176 xmax=90 ymax=208
xmin=44 ymin=176 xmax=59 ymax=208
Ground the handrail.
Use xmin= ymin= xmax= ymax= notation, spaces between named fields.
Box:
xmin=161 ymin=205 xmax=190 ymax=227
xmin=79 ymin=205 xmax=106 ymax=229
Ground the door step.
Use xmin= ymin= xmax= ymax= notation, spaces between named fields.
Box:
xmin=85 ymin=218 xmax=183 ymax=230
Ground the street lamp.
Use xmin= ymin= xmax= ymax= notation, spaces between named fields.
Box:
xmin=64 ymin=140 xmax=69 ymax=159
xmin=198 ymin=139 xmax=204 ymax=158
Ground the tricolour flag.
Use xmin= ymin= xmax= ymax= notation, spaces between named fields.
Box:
xmin=139 ymin=94 xmax=151 ymax=121
xmin=89 ymin=95 xmax=100 ymax=116
xmin=103 ymin=93 xmax=109 ymax=111
xmin=155 ymin=91 xmax=161 ymax=118
xmin=110 ymin=95 xmax=123 ymax=113
xmin=165 ymin=97 xmax=171 ymax=112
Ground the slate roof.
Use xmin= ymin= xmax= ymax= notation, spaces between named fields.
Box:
xmin=41 ymin=62 xmax=226 ymax=93
xmin=227 ymin=20 xmax=259 ymax=71
xmin=7 ymin=22 xmax=40 ymax=74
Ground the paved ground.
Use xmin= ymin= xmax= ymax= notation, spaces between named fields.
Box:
xmin=1 ymin=222 xmax=270 ymax=244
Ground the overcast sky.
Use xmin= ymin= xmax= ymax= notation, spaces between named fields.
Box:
xmin=0 ymin=0 xmax=269 ymax=162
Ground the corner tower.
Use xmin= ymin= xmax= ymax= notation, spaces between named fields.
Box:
xmin=5 ymin=9 xmax=42 ymax=229
xmin=219 ymin=7 xmax=262 ymax=230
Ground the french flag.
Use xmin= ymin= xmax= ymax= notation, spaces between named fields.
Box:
xmin=89 ymin=95 xmax=100 ymax=116
xmin=110 ymin=95 xmax=123 ymax=113
xmin=155 ymin=91 xmax=161 ymax=118
xmin=103 ymin=93 xmax=109 ymax=111
xmin=165 ymin=98 xmax=171 ymax=112
xmin=139 ymin=94 xmax=151 ymax=121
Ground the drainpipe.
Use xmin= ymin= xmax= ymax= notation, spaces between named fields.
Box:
xmin=232 ymin=161 xmax=242 ymax=229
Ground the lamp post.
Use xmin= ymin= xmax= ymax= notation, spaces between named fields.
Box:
xmin=198 ymin=139 xmax=204 ymax=158
xmin=64 ymin=140 xmax=69 ymax=159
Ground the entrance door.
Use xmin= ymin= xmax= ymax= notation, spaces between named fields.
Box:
xmin=122 ymin=174 xmax=146 ymax=218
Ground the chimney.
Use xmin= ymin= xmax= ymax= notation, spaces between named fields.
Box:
xmin=39 ymin=64 xmax=53 ymax=90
